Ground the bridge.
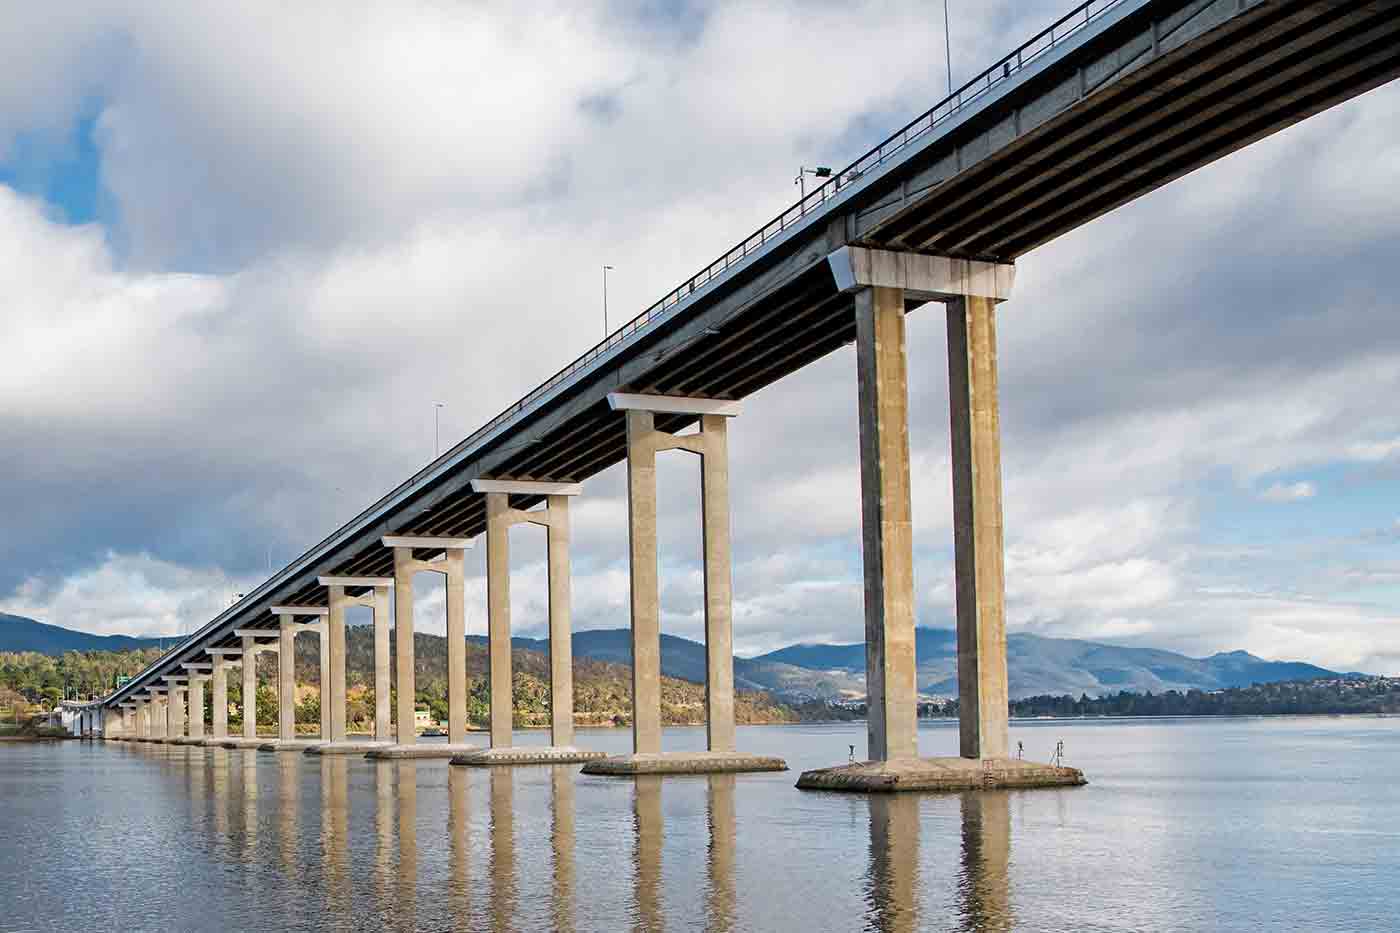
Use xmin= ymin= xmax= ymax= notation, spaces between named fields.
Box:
xmin=96 ymin=0 xmax=1400 ymax=791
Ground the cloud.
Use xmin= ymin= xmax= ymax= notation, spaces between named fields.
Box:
xmin=1258 ymin=481 xmax=1317 ymax=503
xmin=3 ymin=2 xmax=1400 ymax=676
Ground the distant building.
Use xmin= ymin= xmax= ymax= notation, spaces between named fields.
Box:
xmin=414 ymin=708 xmax=435 ymax=731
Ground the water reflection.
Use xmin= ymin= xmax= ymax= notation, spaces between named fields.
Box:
xmin=957 ymin=792 xmax=1013 ymax=933
xmin=240 ymin=752 xmax=258 ymax=863
xmin=397 ymin=762 xmax=417 ymax=932
xmin=374 ymin=761 xmax=393 ymax=906
xmin=448 ymin=765 xmax=472 ymax=921
xmin=551 ymin=767 xmax=576 ymax=933
xmin=320 ymin=757 xmax=349 ymax=913
xmin=866 ymin=794 xmax=921 ymax=932
xmin=707 ymin=775 xmax=736 ymax=933
xmin=491 ymin=767 xmax=517 ymax=933
xmin=632 ymin=776 xmax=663 ymax=932
xmin=278 ymin=754 xmax=299 ymax=875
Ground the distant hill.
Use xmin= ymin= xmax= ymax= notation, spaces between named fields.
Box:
xmin=750 ymin=629 xmax=1343 ymax=700
xmin=5 ymin=612 xmax=1345 ymax=702
xmin=0 ymin=614 xmax=165 ymax=654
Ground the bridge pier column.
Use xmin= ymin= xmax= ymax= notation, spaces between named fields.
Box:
xmin=948 ymin=294 xmax=1009 ymax=761
xmin=311 ymin=577 xmax=394 ymax=755
xmin=167 ymin=685 xmax=186 ymax=739
xmin=578 ymin=394 xmax=784 ymax=777
xmin=278 ymin=621 xmax=296 ymax=742
xmin=188 ymin=678 xmax=206 ymax=740
xmin=211 ymin=658 xmax=230 ymax=739
xmin=450 ymin=481 xmax=601 ymax=767
xmin=319 ymin=622 xmax=332 ymax=741
xmin=367 ymin=537 xmax=476 ymax=759
xmin=242 ymin=636 xmax=258 ymax=740
xmin=797 ymin=248 xmax=1084 ymax=792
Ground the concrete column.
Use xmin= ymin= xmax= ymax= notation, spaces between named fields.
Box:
xmin=445 ymin=548 xmax=467 ymax=746
xmin=242 ymin=636 xmax=258 ymax=740
xmin=319 ymin=623 xmax=332 ymax=740
xmin=152 ymin=698 xmax=166 ymax=738
xmin=625 ymin=409 xmax=662 ymax=755
xmin=135 ymin=702 xmax=146 ymax=737
xmin=486 ymin=493 xmax=515 ymax=749
xmin=547 ymin=495 xmax=574 ymax=747
xmin=854 ymin=285 xmax=918 ymax=762
xmin=327 ymin=587 xmax=348 ymax=743
xmin=169 ymin=687 xmax=186 ymax=738
xmin=212 ymin=660 xmax=229 ymax=739
xmin=373 ymin=585 xmax=391 ymax=742
xmin=279 ymin=622 xmax=296 ymax=741
xmin=699 ymin=414 xmax=735 ymax=753
xmin=947 ymin=295 xmax=1009 ymax=760
xmin=188 ymin=679 xmax=206 ymax=740
xmin=393 ymin=548 xmax=417 ymax=747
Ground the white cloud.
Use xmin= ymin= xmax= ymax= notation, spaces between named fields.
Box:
xmin=3 ymin=2 xmax=1400 ymax=678
xmin=1258 ymin=481 xmax=1317 ymax=503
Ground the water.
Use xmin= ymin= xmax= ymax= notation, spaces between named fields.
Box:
xmin=3 ymin=717 xmax=1398 ymax=932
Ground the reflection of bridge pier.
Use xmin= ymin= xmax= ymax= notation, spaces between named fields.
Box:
xmin=959 ymin=792 xmax=1013 ymax=933
xmin=551 ymin=767 xmax=576 ymax=933
xmin=866 ymin=795 xmax=921 ymax=933
xmin=319 ymin=758 xmax=350 ymax=912
xmin=706 ymin=775 xmax=737 ymax=932
xmin=396 ymin=763 xmax=418 ymax=932
xmin=632 ymin=776 xmax=664 ymax=930
xmin=447 ymin=767 xmax=472 ymax=920
xmin=490 ymin=769 xmax=517 ymax=933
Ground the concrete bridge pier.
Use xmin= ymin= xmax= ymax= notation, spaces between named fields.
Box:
xmin=222 ymin=630 xmax=277 ymax=748
xmin=307 ymin=576 xmax=394 ymax=755
xmin=367 ymin=537 xmax=479 ymax=759
xmin=162 ymin=678 xmax=187 ymax=743
xmin=186 ymin=673 xmax=208 ymax=742
xmin=204 ymin=649 xmax=241 ymax=744
xmin=797 ymin=247 xmax=1083 ymax=792
xmin=452 ymin=480 xmax=605 ymax=767
xmin=261 ymin=608 xmax=329 ymax=751
xmin=582 ymin=394 xmax=785 ymax=777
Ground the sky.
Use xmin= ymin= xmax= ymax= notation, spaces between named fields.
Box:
xmin=2 ymin=1 xmax=1398 ymax=674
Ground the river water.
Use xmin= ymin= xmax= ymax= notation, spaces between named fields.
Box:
xmin=2 ymin=717 xmax=1397 ymax=932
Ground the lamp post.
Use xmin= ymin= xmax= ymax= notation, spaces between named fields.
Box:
xmin=602 ymin=265 xmax=615 ymax=337
xmin=434 ymin=402 xmax=446 ymax=458
xmin=794 ymin=165 xmax=833 ymax=198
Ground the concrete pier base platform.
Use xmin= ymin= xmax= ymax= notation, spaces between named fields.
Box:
xmin=795 ymin=757 xmax=1087 ymax=793
xmin=218 ymin=738 xmax=268 ymax=749
xmin=168 ymin=737 xmax=203 ymax=746
xmin=304 ymin=741 xmax=394 ymax=756
xmin=450 ymin=746 xmax=607 ymax=767
xmin=365 ymin=743 xmax=483 ymax=760
xmin=258 ymin=739 xmax=329 ymax=752
xmin=581 ymin=751 xmax=788 ymax=776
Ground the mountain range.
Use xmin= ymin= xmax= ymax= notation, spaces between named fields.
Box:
xmin=3 ymin=613 xmax=1346 ymax=701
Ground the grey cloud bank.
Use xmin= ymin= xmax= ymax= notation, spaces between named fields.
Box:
xmin=2 ymin=1 xmax=1399 ymax=674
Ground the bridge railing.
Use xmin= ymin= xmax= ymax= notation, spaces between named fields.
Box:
xmin=107 ymin=0 xmax=1133 ymax=704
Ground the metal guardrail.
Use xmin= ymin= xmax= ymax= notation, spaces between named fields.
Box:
xmin=103 ymin=0 xmax=1133 ymax=705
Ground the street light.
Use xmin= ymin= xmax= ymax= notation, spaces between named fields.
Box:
xmin=433 ymin=402 xmax=446 ymax=458
xmin=794 ymin=165 xmax=832 ymax=198
xmin=602 ymin=265 xmax=615 ymax=336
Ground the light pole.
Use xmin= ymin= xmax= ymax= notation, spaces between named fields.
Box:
xmin=794 ymin=165 xmax=832 ymax=198
xmin=434 ymin=402 xmax=446 ymax=458
xmin=944 ymin=0 xmax=954 ymax=96
xmin=602 ymin=265 xmax=614 ymax=336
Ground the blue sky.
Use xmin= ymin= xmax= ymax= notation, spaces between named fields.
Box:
xmin=1 ymin=0 xmax=1398 ymax=674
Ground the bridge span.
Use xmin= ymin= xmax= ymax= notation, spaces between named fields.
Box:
xmin=99 ymin=0 xmax=1399 ymax=791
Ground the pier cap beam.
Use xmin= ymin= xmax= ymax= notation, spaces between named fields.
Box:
xmin=317 ymin=576 xmax=394 ymax=587
xmin=271 ymin=606 xmax=329 ymax=617
xmin=828 ymin=246 xmax=1015 ymax=303
xmin=607 ymin=394 xmax=742 ymax=417
xmin=381 ymin=536 xmax=474 ymax=550
xmin=470 ymin=479 xmax=584 ymax=496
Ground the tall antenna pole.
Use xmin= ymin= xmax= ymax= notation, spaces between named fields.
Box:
xmin=602 ymin=265 xmax=615 ymax=336
xmin=944 ymin=0 xmax=954 ymax=96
